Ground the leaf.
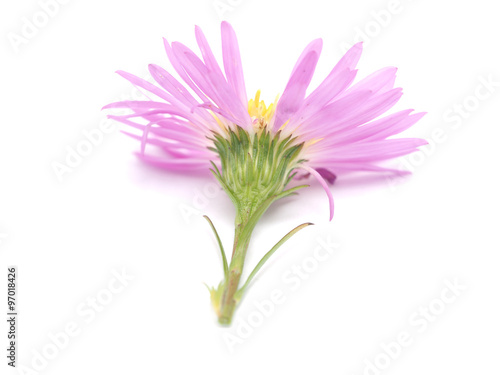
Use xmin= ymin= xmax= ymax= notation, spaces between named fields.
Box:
xmin=203 ymin=215 xmax=228 ymax=279
xmin=235 ymin=222 xmax=313 ymax=300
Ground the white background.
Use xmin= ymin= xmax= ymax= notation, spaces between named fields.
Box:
xmin=1 ymin=0 xmax=499 ymax=374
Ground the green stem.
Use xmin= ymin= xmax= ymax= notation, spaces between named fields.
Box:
xmin=217 ymin=219 xmax=251 ymax=325
xmin=217 ymin=198 xmax=272 ymax=325
xmin=218 ymin=232 xmax=248 ymax=324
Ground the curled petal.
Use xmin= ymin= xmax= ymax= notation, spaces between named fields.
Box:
xmin=300 ymin=165 xmax=335 ymax=221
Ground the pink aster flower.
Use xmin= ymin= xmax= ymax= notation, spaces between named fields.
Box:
xmin=104 ymin=22 xmax=426 ymax=325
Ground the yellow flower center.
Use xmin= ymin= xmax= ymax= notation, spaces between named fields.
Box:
xmin=247 ymin=90 xmax=278 ymax=132
xmin=247 ymin=90 xmax=321 ymax=148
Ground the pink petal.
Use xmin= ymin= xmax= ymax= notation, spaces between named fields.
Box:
xmin=335 ymin=42 xmax=363 ymax=70
xmin=315 ymin=110 xmax=426 ymax=148
xmin=148 ymin=64 xmax=205 ymax=114
xmin=296 ymin=90 xmax=372 ymax=137
xmin=122 ymin=131 xmax=211 ymax=159
xmin=294 ymin=42 xmax=363 ymax=121
xmin=163 ymin=38 xmax=211 ymax=103
xmin=172 ymin=42 xmax=249 ymax=125
xmin=115 ymin=70 xmax=172 ymax=103
xmin=134 ymin=152 xmax=211 ymax=171
xmin=103 ymin=100 xmax=177 ymax=111
xmin=108 ymin=115 xmax=208 ymax=142
xmin=221 ymin=21 xmax=248 ymax=106
xmin=311 ymin=161 xmax=412 ymax=175
xmin=340 ymin=67 xmax=398 ymax=97
xmin=289 ymin=68 xmax=357 ymax=128
xmin=303 ymin=88 xmax=403 ymax=138
xmin=274 ymin=51 xmax=320 ymax=130
xmin=300 ymin=165 xmax=335 ymax=221
xmin=290 ymin=38 xmax=323 ymax=76
xmin=171 ymin=42 xmax=219 ymax=100
xmin=313 ymin=138 xmax=428 ymax=163
xmin=362 ymin=111 xmax=426 ymax=142
xmin=195 ymin=25 xmax=224 ymax=78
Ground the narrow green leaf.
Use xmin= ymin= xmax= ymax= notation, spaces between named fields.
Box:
xmin=203 ymin=215 xmax=229 ymax=279
xmin=236 ymin=222 xmax=314 ymax=299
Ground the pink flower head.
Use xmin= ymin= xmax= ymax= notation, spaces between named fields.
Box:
xmin=104 ymin=22 xmax=426 ymax=220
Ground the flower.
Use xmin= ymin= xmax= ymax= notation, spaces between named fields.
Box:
xmin=104 ymin=22 xmax=426 ymax=325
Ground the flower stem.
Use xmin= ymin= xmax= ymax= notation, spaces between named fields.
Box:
xmin=207 ymin=126 xmax=311 ymax=325
xmin=217 ymin=206 xmax=260 ymax=325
